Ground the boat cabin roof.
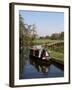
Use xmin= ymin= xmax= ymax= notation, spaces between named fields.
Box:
xmin=30 ymin=45 xmax=43 ymax=50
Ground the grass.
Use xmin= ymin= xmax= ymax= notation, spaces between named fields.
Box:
xmin=48 ymin=50 xmax=64 ymax=61
xmin=33 ymin=39 xmax=63 ymax=45
xmin=49 ymin=46 xmax=64 ymax=53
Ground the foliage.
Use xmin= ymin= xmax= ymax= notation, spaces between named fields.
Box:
xmin=33 ymin=38 xmax=63 ymax=45
xmin=19 ymin=14 xmax=37 ymax=76
xmin=19 ymin=14 xmax=37 ymax=53
xmin=49 ymin=50 xmax=64 ymax=61
xmin=38 ymin=32 xmax=64 ymax=40
xmin=50 ymin=32 xmax=64 ymax=40
xmin=49 ymin=45 xmax=64 ymax=53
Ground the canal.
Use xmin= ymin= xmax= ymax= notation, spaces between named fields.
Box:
xmin=20 ymin=57 xmax=64 ymax=79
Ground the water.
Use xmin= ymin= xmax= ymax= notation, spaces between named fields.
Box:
xmin=20 ymin=57 xmax=64 ymax=79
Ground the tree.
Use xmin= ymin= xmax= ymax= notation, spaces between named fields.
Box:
xmin=60 ymin=32 xmax=64 ymax=40
xmin=50 ymin=32 xmax=64 ymax=40
xmin=29 ymin=24 xmax=38 ymax=39
xmin=45 ymin=35 xmax=50 ymax=39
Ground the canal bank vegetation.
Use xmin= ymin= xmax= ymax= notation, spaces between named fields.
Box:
xmin=48 ymin=44 xmax=64 ymax=61
xmin=19 ymin=14 xmax=38 ymax=78
xmin=49 ymin=50 xmax=64 ymax=61
xmin=33 ymin=39 xmax=64 ymax=45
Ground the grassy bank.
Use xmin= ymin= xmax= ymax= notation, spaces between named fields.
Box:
xmin=49 ymin=50 xmax=64 ymax=62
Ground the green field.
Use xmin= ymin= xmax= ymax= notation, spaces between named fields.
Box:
xmin=48 ymin=50 xmax=64 ymax=61
xmin=33 ymin=38 xmax=63 ymax=45
xmin=48 ymin=46 xmax=64 ymax=61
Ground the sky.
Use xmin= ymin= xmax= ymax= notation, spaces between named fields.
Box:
xmin=19 ymin=10 xmax=64 ymax=36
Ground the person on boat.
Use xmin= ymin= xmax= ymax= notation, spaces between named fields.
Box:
xmin=40 ymin=43 xmax=50 ymax=60
xmin=40 ymin=49 xmax=46 ymax=59
xmin=44 ymin=43 xmax=51 ymax=59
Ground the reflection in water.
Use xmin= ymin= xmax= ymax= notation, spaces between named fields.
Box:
xmin=19 ymin=47 xmax=30 ymax=78
xmin=20 ymin=56 xmax=64 ymax=79
xmin=29 ymin=57 xmax=50 ymax=74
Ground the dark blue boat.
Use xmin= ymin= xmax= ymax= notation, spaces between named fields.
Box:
xmin=29 ymin=46 xmax=51 ymax=65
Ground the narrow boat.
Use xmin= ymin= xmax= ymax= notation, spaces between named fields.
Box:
xmin=29 ymin=46 xmax=51 ymax=64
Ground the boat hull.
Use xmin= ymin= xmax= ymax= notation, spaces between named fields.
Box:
xmin=29 ymin=55 xmax=52 ymax=66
